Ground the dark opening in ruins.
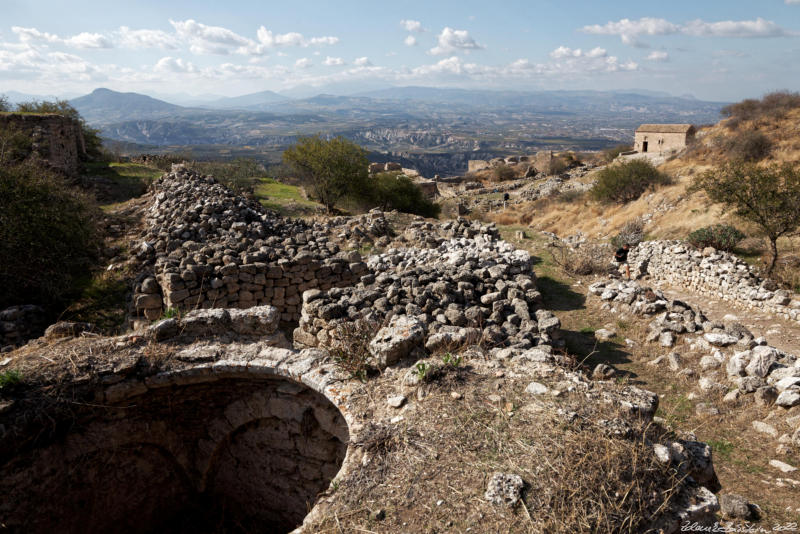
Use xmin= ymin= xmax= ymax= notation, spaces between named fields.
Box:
xmin=0 ymin=376 xmax=349 ymax=534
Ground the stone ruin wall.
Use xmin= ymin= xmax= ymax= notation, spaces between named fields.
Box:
xmin=0 ymin=113 xmax=85 ymax=176
xmin=629 ymin=241 xmax=800 ymax=323
xmin=133 ymin=167 xmax=368 ymax=324
xmin=0 ymin=305 xmax=46 ymax=351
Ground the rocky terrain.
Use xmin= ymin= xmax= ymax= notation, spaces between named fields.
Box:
xmin=0 ymin=169 xmax=730 ymax=533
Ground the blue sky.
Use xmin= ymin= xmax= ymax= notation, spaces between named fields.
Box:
xmin=1 ymin=0 xmax=799 ymax=101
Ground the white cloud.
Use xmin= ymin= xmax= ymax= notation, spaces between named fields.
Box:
xmin=118 ymin=26 xmax=178 ymax=49
xmin=154 ymin=56 xmax=197 ymax=73
xmin=683 ymin=18 xmax=790 ymax=38
xmin=546 ymin=45 xmax=637 ymax=73
xmin=582 ymin=16 xmax=793 ymax=46
xmin=256 ymin=27 xmax=338 ymax=48
xmin=400 ymin=19 xmax=423 ymax=32
xmin=323 ymin=56 xmax=344 ymax=66
xmin=309 ymin=36 xmax=339 ymax=46
xmin=11 ymin=26 xmax=111 ymax=49
xmin=64 ymin=32 xmax=112 ymax=49
xmin=12 ymin=26 xmax=60 ymax=44
xmin=785 ymin=0 xmax=800 ymax=4
xmin=581 ymin=17 xmax=678 ymax=46
xmin=295 ymin=57 xmax=312 ymax=69
xmin=354 ymin=56 xmax=371 ymax=66
xmin=429 ymin=27 xmax=483 ymax=55
xmin=550 ymin=46 xmax=608 ymax=59
xmin=170 ymin=19 xmax=252 ymax=55
xmin=646 ymin=50 xmax=669 ymax=61
xmin=404 ymin=35 xmax=418 ymax=46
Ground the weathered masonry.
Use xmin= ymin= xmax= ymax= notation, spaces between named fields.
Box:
xmin=0 ymin=113 xmax=85 ymax=175
xmin=634 ymin=124 xmax=695 ymax=154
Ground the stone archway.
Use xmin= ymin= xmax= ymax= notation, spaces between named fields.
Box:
xmin=0 ymin=372 xmax=350 ymax=534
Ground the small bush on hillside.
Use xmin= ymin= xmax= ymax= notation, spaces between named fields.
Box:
xmin=370 ymin=172 xmax=440 ymax=218
xmin=0 ymin=124 xmax=33 ymax=164
xmin=590 ymin=159 xmax=671 ymax=203
xmin=0 ymin=162 xmax=99 ymax=309
xmin=686 ymin=224 xmax=745 ymax=252
xmin=491 ymin=164 xmax=516 ymax=182
xmin=611 ymin=218 xmax=645 ymax=248
xmin=551 ymin=241 xmax=614 ymax=276
xmin=0 ymin=95 xmax=9 ymax=112
xmin=603 ymin=144 xmax=633 ymax=162
xmin=723 ymin=131 xmax=772 ymax=162
xmin=721 ymin=91 xmax=800 ymax=122
xmin=547 ymin=157 xmax=569 ymax=176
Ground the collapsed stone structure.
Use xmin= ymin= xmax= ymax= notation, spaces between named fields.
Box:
xmin=628 ymin=241 xmax=800 ymax=322
xmin=0 ymin=113 xmax=86 ymax=176
xmin=133 ymin=167 xmax=368 ymax=323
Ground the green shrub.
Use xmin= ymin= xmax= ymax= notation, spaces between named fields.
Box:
xmin=491 ymin=164 xmax=516 ymax=182
xmin=370 ymin=173 xmax=440 ymax=218
xmin=724 ymin=131 xmax=772 ymax=162
xmin=687 ymin=224 xmax=746 ymax=252
xmin=0 ymin=162 xmax=99 ymax=309
xmin=722 ymin=91 xmax=800 ymax=122
xmin=590 ymin=159 xmax=671 ymax=203
xmin=0 ymin=370 xmax=22 ymax=391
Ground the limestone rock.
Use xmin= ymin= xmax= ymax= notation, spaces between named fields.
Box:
xmin=369 ymin=315 xmax=426 ymax=368
xmin=485 ymin=473 xmax=524 ymax=506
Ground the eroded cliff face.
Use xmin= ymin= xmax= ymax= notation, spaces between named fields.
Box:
xmin=0 ymin=113 xmax=85 ymax=175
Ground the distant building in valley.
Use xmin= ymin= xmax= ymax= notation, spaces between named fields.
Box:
xmin=634 ymin=124 xmax=695 ymax=154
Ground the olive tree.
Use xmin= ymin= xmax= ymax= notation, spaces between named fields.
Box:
xmin=693 ymin=161 xmax=800 ymax=275
xmin=282 ymin=135 xmax=368 ymax=212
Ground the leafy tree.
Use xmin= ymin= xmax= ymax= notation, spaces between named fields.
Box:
xmin=283 ymin=135 xmax=368 ymax=212
xmin=693 ymin=161 xmax=800 ymax=275
xmin=0 ymin=95 xmax=9 ymax=112
xmin=371 ymin=172 xmax=440 ymax=218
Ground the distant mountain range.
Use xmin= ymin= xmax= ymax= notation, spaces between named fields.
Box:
xmin=56 ymin=86 xmax=729 ymax=175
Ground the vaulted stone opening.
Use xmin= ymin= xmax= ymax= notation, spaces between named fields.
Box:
xmin=0 ymin=376 xmax=349 ymax=534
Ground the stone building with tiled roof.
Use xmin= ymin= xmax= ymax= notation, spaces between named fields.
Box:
xmin=634 ymin=124 xmax=695 ymax=154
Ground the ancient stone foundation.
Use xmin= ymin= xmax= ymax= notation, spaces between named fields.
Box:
xmin=630 ymin=241 xmax=800 ymax=322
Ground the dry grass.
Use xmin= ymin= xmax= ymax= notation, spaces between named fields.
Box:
xmin=306 ymin=357 xmax=690 ymax=534
xmin=550 ymin=241 xmax=614 ymax=276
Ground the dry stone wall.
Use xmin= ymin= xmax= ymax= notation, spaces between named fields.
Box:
xmin=135 ymin=167 xmax=367 ymax=323
xmin=0 ymin=113 xmax=85 ymax=176
xmin=0 ymin=305 xmax=46 ymax=350
xmin=629 ymin=241 xmax=800 ymax=323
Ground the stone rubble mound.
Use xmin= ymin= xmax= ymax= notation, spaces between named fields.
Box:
xmin=294 ymin=233 xmax=557 ymax=360
xmin=133 ymin=166 xmax=367 ymax=322
xmin=589 ymin=278 xmax=800 ymax=428
xmin=629 ymin=241 xmax=800 ymax=322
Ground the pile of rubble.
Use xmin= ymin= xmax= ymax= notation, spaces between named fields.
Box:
xmin=134 ymin=167 xmax=367 ymax=323
xmin=294 ymin=233 xmax=558 ymax=363
xmin=589 ymin=279 xmax=800 ymax=448
xmin=629 ymin=241 xmax=800 ymax=322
